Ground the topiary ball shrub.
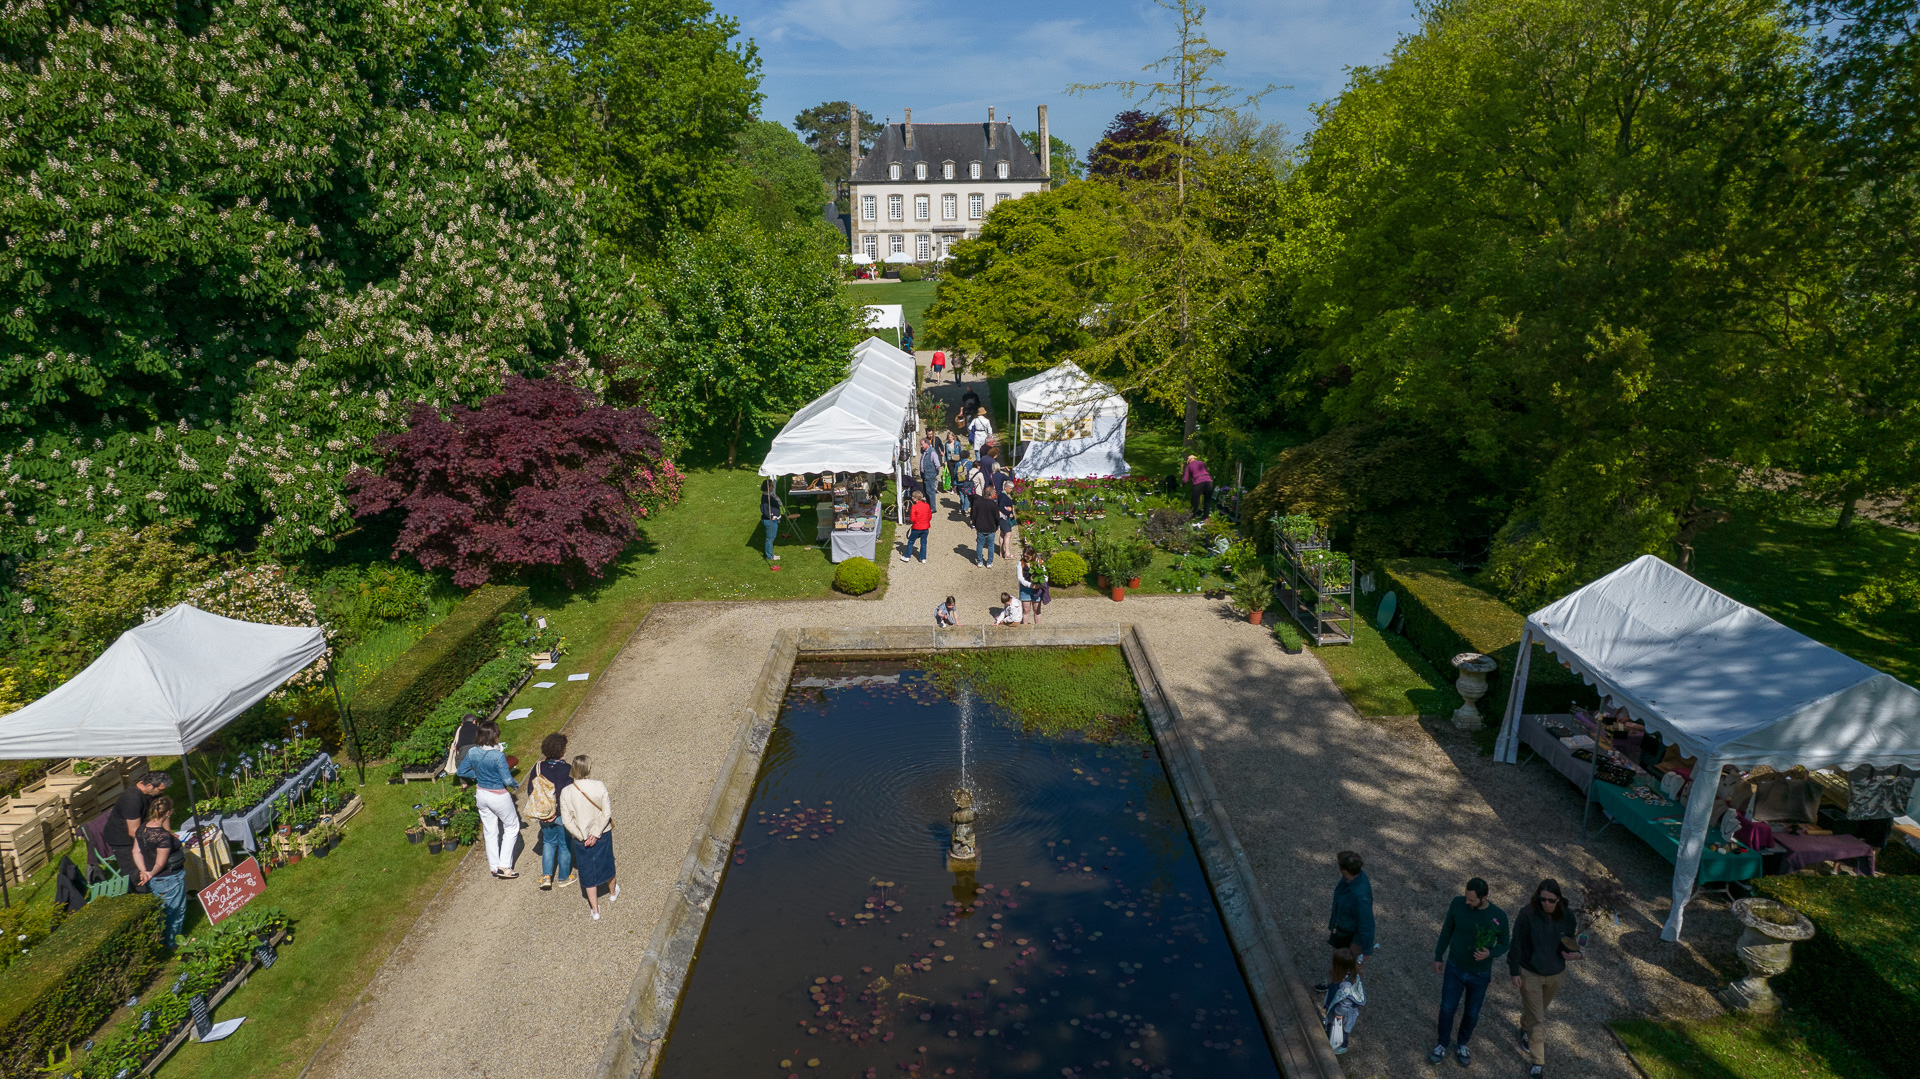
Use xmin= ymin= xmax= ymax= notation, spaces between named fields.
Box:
xmin=898 ymin=264 xmax=924 ymax=282
xmin=1047 ymin=551 xmax=1089 ymax=586
xmin=834 ymin=557 xmax=883 ymax=595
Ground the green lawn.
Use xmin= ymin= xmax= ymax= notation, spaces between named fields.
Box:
xmin=1693 ymin=507 xmax=1920 ymax=687
xmin=1612 ymin=1012 xmax=1886 ymax=1079
xmin=151 ymin=465 xmax=883 ymax=1079
xmin=1312 ymin=605 xmax=1457 ymax=718
xmin=844 ymin=280 xmax=938 ymax=347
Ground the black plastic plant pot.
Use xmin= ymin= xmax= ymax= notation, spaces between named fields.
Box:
xmin=446 ymin=837 xmax=462 ymax=849
xmin=313 ymin=844 xmax=330 ymax=858
xmin=388 ymin=775 xmax=405 ymax=785
xmin=407 ymin=830 xmax=424 ymax=845
xmin=428 ymin=842 xmax=443 ymax=854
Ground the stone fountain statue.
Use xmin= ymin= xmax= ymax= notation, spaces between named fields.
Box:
xmin=947 ymin=788 xmax=979 ymax=870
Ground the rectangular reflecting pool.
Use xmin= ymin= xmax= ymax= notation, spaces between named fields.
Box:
xmin=658 ymin=649 xmax=1282 ymax=1079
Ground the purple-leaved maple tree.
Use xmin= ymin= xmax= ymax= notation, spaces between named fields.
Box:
xmin=348 ymin=377 xmax=667 ymax=587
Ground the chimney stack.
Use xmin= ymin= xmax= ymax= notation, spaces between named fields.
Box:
xmin=904 ymin=107 xmax=914 ymax=151
xmin=987 ymin=106 xmax=996 ymax=149
xmin=1037 ymin=104 xmax=1050 ymax=179
xmin=849 ymin=107 xmax=860 ymax=174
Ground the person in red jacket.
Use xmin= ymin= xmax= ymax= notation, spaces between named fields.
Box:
xmin=902 ymin=491 xmax=933 ymax=563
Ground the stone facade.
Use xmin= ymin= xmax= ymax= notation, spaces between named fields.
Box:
xmin=845 ymin=106 xmax=1053 ymax=264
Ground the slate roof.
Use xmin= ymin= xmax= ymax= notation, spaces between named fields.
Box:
xmin=850 ymin=122 xmax=1047 ymax=183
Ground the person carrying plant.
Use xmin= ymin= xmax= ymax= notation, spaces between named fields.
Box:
xmin=457 ymin=719 xmax=521 ymax=880
xmin=132 ymin=795 xmax=187 ymax=949
xmin=1509 ymin=879 xmax=1582 ymax=1079
xmin=560 ymin=754 xmax=618 ymax=920
xmin=525 ymin=733 xmax=575 ymax=891
xmin=1429 ymin=877 xmax=1510 ymax=1067
xmin=1018 ymin=552 xmax=1045 ymax=625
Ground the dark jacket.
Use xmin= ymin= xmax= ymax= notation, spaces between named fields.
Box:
xmin=526 ymin=758 xmax=573 ymax=800
xmin=1329 ymin=871 xmax=1376 ymax=955
xmin=970 ymin=492 xmax=1001 ymax=534
xmin=1434 ymin=897 xmax=1511 ymax=975
xmin=1508 ymin=905 xmax=1578 ymax=977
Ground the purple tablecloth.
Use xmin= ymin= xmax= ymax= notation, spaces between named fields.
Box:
xmin=1774 ymin=832 xmax=1876 ymax=875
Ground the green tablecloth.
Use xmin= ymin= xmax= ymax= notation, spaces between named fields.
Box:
xmin=1591 ymin=777 xmax=1764 ymax=885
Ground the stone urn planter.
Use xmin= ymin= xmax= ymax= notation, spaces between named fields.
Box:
xmin=1718 ymin=897 xmax=1814 ymax=1013
xmin=1450 ymin=653 xmax=1499 ymax=731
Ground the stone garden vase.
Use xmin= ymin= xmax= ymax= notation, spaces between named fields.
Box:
xmin=1450 ymin=653 xmax=1499 ymax=731
xmin=1718 ymin=898 xmax=1814 ymax=1013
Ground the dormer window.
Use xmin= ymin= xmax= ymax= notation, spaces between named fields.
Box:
xmin=969 ymin=161 xmax=981 ymax=180
xmin=889 ymin=163 xmax=901 ymax=181
xmin=914 ymin=162 xmax=927 ymax=180
xmin=996 ymin=161 xmax=1009 ymax=180
xmin=942 ymin=161 xmax=954 ymax=180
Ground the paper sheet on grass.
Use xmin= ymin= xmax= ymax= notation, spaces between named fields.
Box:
xmin=504 ymin=708 xmax=533 ymax=720
xmin=195 ymin=1018 xmax=245 ymax=1042
xmin=533 ymin=682 xmax=556 ymax=689
xmin=567 ymin=673 xmax=590 ymax=681
xmin=536 ymin=661 xmax=556 ymax=670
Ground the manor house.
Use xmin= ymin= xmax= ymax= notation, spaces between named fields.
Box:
xmin=844 ymin=106 xmax=1053 ymax=264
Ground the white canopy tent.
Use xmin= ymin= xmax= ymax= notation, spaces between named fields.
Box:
xmin=1494 ymin=555 xmax=1920 ymax=939
xmin=0 ymin=605 xmax=328 ymax=758
xmin=1007 ymin=361 xmax=1130 ymax=480
xmin=862 ymin=304 xmax=905 ymax=332
xmin=760 ymin=336 xmax=920 ymax=530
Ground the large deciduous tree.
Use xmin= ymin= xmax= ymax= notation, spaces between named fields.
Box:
xmin=496 ymin=0 xmax=762 ymax=247
xmin=0 ymin=0 xmax=606 ymax=559
xmin=348 ymin=376 xmax=666 ymax=587
xmin=1290 ymin=0 xmax=1839 ymax=606
xmin=616 ymin=215 xmax=861 ymax=465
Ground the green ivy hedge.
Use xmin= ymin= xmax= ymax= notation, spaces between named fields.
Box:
xmin=0 ymin=894 xmax=160 ymax=1079
xmin=1377 ymin=558 xmax=1593 ymax=718
xmin=1752 ymin=875 xmax=1917 ymax=1075
xmin=351 ymin=584 xmax=528 ymax=757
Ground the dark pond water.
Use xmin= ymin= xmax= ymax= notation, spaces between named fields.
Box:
xmin=657 ymin=656 xmax=1281 ymax=1079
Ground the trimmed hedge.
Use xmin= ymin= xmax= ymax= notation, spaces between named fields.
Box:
xmin=1047 ymin=550 xmax=1089 ymax=587
xmin=352 ymin=584 xmax=528 ymax=757
xmin=833 ymin=557 xmax=882 ymax=595
xmin=1753 ymin=874 xmax=1918 ymax=1075
xmin=391 ymin=651 xmax=533 ymax=769
xmin=0 ymin=894 xmax=161 ymax=1079
xmin=1377 ymin=558 xmax=1593 ymax=718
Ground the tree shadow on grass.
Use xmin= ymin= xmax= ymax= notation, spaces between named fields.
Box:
xmin=520 ymin=525 xmax=660 ymax=609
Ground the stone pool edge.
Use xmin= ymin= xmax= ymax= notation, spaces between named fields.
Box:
xmin=593 ymin=624 xmax=1340 ymax=1079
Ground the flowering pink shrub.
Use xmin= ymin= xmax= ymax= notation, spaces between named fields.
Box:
xmin=348 ymin=378 xmax=666 ymax=587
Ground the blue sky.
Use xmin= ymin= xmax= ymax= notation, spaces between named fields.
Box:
xmin=725 ymin=0 xmax=1422 ymax=160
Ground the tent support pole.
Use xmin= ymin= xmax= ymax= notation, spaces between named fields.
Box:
xmin=328 ymin=667 xmax=366 ymax=785
xmin=1495 ymin=626 xmax=1535 ymax=764
xmin=181 ymin=748 xmax=214 ymax=888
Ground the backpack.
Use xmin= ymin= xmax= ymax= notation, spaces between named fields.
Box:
xmin=525 ymin=763 xmax=558 ymax=821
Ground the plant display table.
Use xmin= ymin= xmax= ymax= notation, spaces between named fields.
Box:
xmin=1270 ymin=516 xmax=1354 ymax=645
xmin=1590 ymin=775 xmax=1764 ymax=884
xmin=189 ymin=753 xmax=333 ymax=852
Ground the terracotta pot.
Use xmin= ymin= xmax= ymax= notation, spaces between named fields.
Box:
xmin=1110 ymin=585 xmax=1125 ymax=602
xmin=1128 ymin=577 xmax=1141 ymax=589
xmin=1098 ymin=576 xmax=1110 ymax=589
xmin=1249 ymin=609 xmax=1264 ymax=625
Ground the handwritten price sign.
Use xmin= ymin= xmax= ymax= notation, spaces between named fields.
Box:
xmin=197 ymin=857 xmax=267 ymax=925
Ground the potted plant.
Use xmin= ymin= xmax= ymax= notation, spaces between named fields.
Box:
xmin=1233 ymin=567 xmax=1274 ymax=624
xmin=309 ymin=823 xmax=333 ymax=858
xmin=426 ymin=827 xmax=444 ymax=855
xmin=406 ymin=824 xmax=425 ymax=845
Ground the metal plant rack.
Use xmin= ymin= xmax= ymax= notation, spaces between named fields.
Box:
xmin=1274 ymin=524 xmax=1355 ymax=646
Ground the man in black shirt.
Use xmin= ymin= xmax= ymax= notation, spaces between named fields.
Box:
xmin=107 ymin=772 xmax=170 ymax=885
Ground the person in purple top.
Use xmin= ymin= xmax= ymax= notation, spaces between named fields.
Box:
xmin=1183 ymin=454 xmax=1213 ymax=518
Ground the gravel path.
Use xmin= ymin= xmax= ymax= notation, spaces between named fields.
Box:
xmin=309 ymin=361 xmax=1726 ymax=1078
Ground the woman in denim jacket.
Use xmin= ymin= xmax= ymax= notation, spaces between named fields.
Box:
xmin=457 ymin=720 xmax=522 ymax=879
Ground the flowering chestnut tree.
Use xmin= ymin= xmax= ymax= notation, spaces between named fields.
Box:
xmin=347 ymin=377 xmax=666 ymax=587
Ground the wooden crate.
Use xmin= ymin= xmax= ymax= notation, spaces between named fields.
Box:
xmin=0 ymin=811 xmax=51 ymax=884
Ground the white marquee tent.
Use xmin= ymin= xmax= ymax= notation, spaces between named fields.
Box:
xmin=1007 ymin=361 xmax=1130 ymax=480
xmin=760 ymin=337 xmax=919 ymax=533
xmin=1494 ymin=555 xmax=1920 ymax=939
xmin=862 ymin=304 xmax=905 ymax=332
xmin=0 ymin=605 xmax=328 ymax=758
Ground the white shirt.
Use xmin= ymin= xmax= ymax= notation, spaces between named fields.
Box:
xmin=968 ymin=415 xmax=993 ymax=448
xmin=995 ymin=603 xmax=1023 ymax=625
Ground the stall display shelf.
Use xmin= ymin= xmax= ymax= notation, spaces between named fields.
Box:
xmin=1274 ymin=544 xmax=1354 ymax=646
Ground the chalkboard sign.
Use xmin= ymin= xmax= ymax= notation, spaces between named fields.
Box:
xmin=189 ymin=994 xmax=211 ymax=1039
xmin=254 ymin=942 xmax=277 ymax=969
